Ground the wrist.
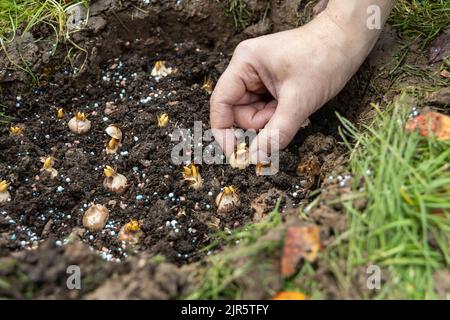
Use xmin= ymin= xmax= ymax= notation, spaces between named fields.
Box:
xmin=320 ymin=1 xmax=393 ymax=68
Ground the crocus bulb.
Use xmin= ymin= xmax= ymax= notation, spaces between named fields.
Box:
xmin=0 ymin=180 xmax=11 ymax=204
xmin=201 ymin=77 xmax=214 ymax=94
xmin=105 ymin=124 xmax=122 ymax=141
xmin=83 ymin=204 xmax=109 ymax=231
xmin=118 ymin=220 xmax=144 ymax=244
xmin=230 ymin=142 xmax=250 ymax=170
xmin=40 ymin=156 xmax=58 ymax=178
xmin=182 ymin=164 xmax=203 ymax=190
xmin=9 ymin=126 xmax=23 ymax=136
xmin=151 ymin=60 xmax=172 ymax=77
xmin=103 ymin=165 xmax=128 ymax=194
xmin=68 ymin=112 xmax=91 ymax=134
xmin=56 ymin=108 xmax=65 ymax=119
xmin=157 ymin=113 xmax=169 ymax=127
xmin=216 ymin=185 xmax=240 ymax=213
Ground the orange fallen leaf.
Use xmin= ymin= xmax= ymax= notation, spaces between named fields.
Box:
xmin=272 ymin=291 xmax=307 ymax=300
xmin=405 ymin=111 xmax=450 ymax=141
xmin=281 ymin=225 xmax=320 ymax=277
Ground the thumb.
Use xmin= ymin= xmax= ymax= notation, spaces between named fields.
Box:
xmin=249 ymin=88 xmax=308 ymax=163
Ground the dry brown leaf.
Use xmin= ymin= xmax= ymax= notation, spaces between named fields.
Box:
xmin=296 ymin=154 xmax=321 ymax=189
xmin=405 ymin=111 xmax=450 ymax=141
xmin=281 ymin=225 xmax=320 ymax=277
xmin=251 ymin=188 xmax=283 ymax=222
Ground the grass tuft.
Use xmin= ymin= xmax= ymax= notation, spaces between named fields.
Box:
xmin=0 ymin=0 xmax=88 ymax=44
xmin=223 ymin=0 xmax=270 ymax=31
xmin=331 ymin=94 xmax=450 ymax=298
xmin=223 ymin=0 xmax=253 ymax=31
xmin=0 ymin=0 xmax=89 ymax=81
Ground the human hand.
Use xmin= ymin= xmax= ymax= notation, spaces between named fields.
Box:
xmin=210 ymin=1 xmax=392 ymax=161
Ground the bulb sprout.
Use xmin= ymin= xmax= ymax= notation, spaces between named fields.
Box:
xmin=151 ymin=60 xmax=173 ymax=77
xmin=0 ymin=180 xmax=11 ymax=204
xmin=118 ymin=220 xmax=144 ymax=244
xmin=57 ymin=108 xmax=65 ymax=119
xmin=182 ymin=164 xmax=203 ymax=190
xmin=40 ymin=156 xmax=58 ymax=178
xmin=9 ymin=126 xmax=23 ymax=136
xmin=106 ymin=138 xmax=120 ymax=154
xmin=201 ymin=77 xmax=214 ymax=94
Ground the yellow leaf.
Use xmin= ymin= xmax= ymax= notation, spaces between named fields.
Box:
xmin=272 ymin=291 xmax=307 ymax=300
